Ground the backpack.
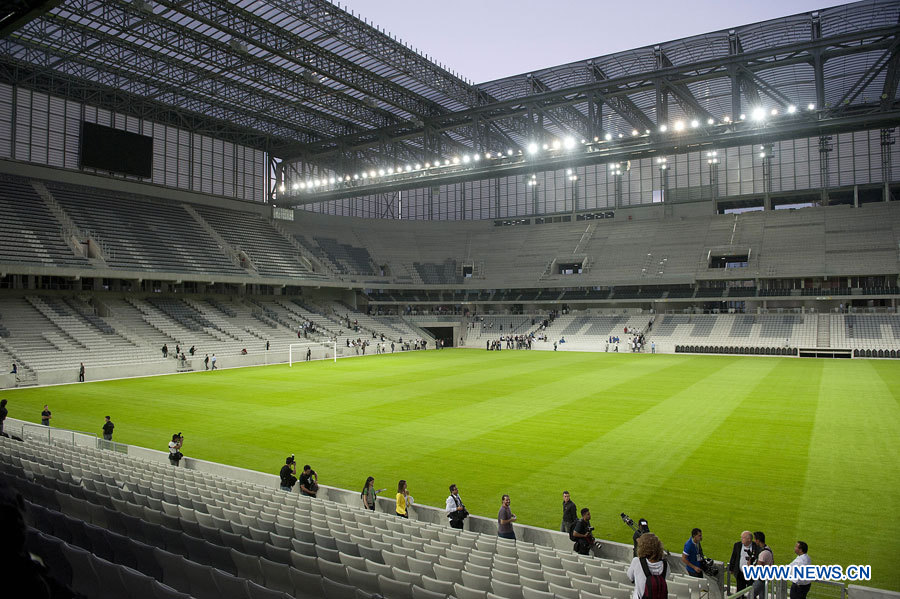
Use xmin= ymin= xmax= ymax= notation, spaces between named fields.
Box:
xmin=568 ymin=520 xmax=578 ymax=541
xmin=640 ymin=558 xmax=668 ymax=599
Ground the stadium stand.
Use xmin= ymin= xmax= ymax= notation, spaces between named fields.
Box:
xmin=1 ymin=432 xmax=711 ymax=599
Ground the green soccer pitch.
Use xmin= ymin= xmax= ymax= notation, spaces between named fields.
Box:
xmin=3 ymin=349 xmax=898 ymax=591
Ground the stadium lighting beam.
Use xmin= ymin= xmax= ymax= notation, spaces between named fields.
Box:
xmin=659 ymin=124 xmax=668 ymax=133
xmin=563 ymin=137 xmax=575 ymax=149
xmin=604 ymin=133 xmax=613 ymax=141
xmin=527 ymin=142 xmax=539 ymax=155
xmin=787 ymin=105 xmax=797 ymax=114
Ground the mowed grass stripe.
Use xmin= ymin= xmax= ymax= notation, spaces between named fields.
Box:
xmin=798 ymin=360 xmax=900 ymax=585
xmin=1 ymin=351 xmax=897 ymax=591
xmin=447 ymin=355 xmax=736 ymax=522
xmin=519 ymin=355 xmax=776 ymax=547
xmin=636 ymin=358 xmax=820 ymax=576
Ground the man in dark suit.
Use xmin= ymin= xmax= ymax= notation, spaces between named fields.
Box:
xmin=729 ymin=530 xmax=757 ymax=591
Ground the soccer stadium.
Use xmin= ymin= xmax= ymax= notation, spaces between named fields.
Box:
xmin=0 ymin=0 xmax=898 ymax=598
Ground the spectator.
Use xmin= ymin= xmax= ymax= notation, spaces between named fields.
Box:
xmin=752 ymin=532 xmax=774 ymax=599
xmin=0 ymin=399 xmax=7 ymax=437
xmin=729 ymin=531 xmax=757 ymax=591
xmin=396 ymin=480 xmax=413 ymax=518
xmin=788 ymin=542 xmax=812 ymax=599
xmin=561 ymin=491 xmax=577 ymax=533
xmin=40 ymin=405 xmax=51 ymax=427
xmin=361 ymin=476 xmax=385 ymax=511
xmin=497 ymin=494 xmax=516 ymax=540
xmin=168 ymin=433 xmax=183 ymax=466
xmin=682 ymin=528 xmax=704 ymax=577
xmin=204 ymin=354 xmax=209 ymax=370
xmin=446 ymin=484 xmax=468 ymax=530
xmin=78 ymin=362 xmax=85 ymax=383
xmin=10 ymin=363 xmax=17 ymax=375
xmin=162 ymin=344 xmax=168 ymax=358
xmin=101 ymin=416 xmax=114 ymax=441
xmin=279 ymin=456 xmax=297 ymax=492
xmin=211 ymin=354 xmax=217 ymax=370
xmin=627 ymin=533 xmax=668 ymax=599
xmin=298 ymin=465 xmax=317 ymax=497
xmin=189 ymin=345 xmax=195 ymax=356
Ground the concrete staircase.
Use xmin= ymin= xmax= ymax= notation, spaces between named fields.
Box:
xmin=817 ymin=313 xmax=831 ymax=347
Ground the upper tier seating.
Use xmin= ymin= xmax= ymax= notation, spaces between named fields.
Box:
xmin=47 ymin=183 xmax=245 ymax=276
xmin=193 ymin=206 xmax=320 ymax=279
xmin=0 ymin=178 xmax=88 ymax=267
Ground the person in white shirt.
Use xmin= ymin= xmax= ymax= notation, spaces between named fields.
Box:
xmin=788 ymin=542 xmax=812 ymax=599
xmin=445 ymin=484 xmax=468 ymax=530
xmin=627 ymin=533 xmax=668 ymax=599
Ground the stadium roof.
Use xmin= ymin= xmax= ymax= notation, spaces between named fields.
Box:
xmin=0 ymin=0 xmax=898 ymax=175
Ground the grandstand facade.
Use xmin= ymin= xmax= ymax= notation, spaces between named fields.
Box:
xmin=0 ymin=0 xmax=899 ymax=386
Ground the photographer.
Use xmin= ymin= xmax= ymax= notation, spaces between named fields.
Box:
xmin=571 ymin=508 xmax=597 ymax=556
xmin=446 ymin=484 xmax=468 ymax=530
xmin=728 ymin=531 xmax=757 ymax=591
xmin=633 ymin=518 xmax=650 ymax=557
xmin=682 ymin=528 xmax=705 ymax=577
xmin=279 ymin=456 xmax=297 ymax=492
xmin=298 ymin=464 xmax=317 ymax=497
xmin=168 ymin=433 xmax=184 ymax=466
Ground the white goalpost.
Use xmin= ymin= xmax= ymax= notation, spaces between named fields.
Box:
xmin=289 ymin=341 xmax=337 ymax=366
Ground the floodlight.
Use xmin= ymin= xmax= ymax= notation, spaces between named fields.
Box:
xmin=329 ymin=177 xmax=336 ymax=184
xmin=507 ymin=149 xmax=513 ymax=156
xmin=691 ymin=119 xmax=699 ymax=128
xmin=387 ymin=168 xmax=393 ymax=174
xmin=770 ymin=108 xmax=778 ymax=116
xmin=563 ymin=137 xmax=575 ymax=149
xmin=292 ymin=183 xmax=299 ymax=190
xmin=787 ymin=105 xmax=797 ymax=114
xmin=604 ymin=133 xmax=613 ymax=141
xmin=566 ymin=169 xmax=573 ymax=175
xmin=659 ymin=124 xmax=668 ymax=133
xmin=739 ymin=113 xmax=746 ymax=120
xmin=527 ymin=142 xmax=539 ymax=154
xmin=362 ymin=172 xmax=368 ymax=179
xmin=415 ymin=163 xmax=421 ymax=169
xmin=542 ymin=143 xmax=549 ymax=150
xmin=444 ymin=159 xmax=450 ymax=165
xmin=462 ymin=155 xmax=470 ymax=163
xmin=723 ymin=116 xmax=731 ymax=123
xmin=473 ymin=154 xmax=480 ymax=161
xmin=378 ymin=169 xmax=385 ymax=176
xmin=618 ymin=133 xmax=623 ymax=138
xmin=551 ymin=139 xmax=561 ymax=150
xmin=674 ymin=121 xmax=685 ymax=131
xmin=405 ymin=165 xmax=412 ymax=171
xmin=452 ymin=157 xmax=460 ymax=164
xmin=353 ymin=174 xmax=359 ymax=180
xmin=707 ymin=118 xmax=714 ymax=125
xmin=807 ymin=103 xmax=816 ymax=110
xmin=632 ymin=129 xmax=640 ymax=136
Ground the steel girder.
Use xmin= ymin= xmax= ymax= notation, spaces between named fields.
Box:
xmin=262 ymin=0 xmax=491 ymax=110
xmin=285 ymin=24 xmax=900 ymax=163
xmin=19 ymin=2 xmax=390 ymax=134
xmin=0 ymin=60 xmax=284 ymax=149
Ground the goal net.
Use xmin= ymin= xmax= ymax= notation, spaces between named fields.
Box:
xmin=289 ymin=342 xmax=337 ymax=366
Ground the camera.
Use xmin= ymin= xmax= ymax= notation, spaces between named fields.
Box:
xmin=620 ymin=513 xmax=636 ymax=529
xmin=699 ymin=558 xmax=719 ymax=577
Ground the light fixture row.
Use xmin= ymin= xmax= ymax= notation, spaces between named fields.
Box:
xmin=280 ymin=103 xmax=817 ymax=194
